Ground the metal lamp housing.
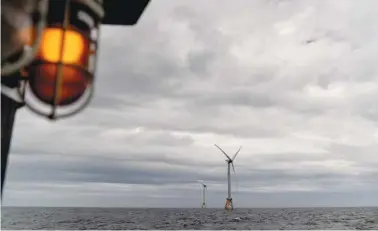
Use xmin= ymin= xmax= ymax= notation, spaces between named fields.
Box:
xmin=18 ymin=0 xmax=104 ymax=120
xmin=1 ymin=0 xmax=49 ymax=76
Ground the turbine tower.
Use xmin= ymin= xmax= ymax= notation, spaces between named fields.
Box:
xmin=199 ymin=181 xmax=207 ymax=208
xmin=214 ymin=144 xmax=242 ymax=211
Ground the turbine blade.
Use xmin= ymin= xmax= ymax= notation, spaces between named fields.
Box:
xmin=214 ymin=144 xmax=232 ymax=160
xmin=232 ymin=145 xmax=242 ymax=161
xmin=231 ymin=162 xmax=236 ymax=174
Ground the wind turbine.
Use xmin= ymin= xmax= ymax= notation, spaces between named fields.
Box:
xmin=214 ymin=144 xmax=242 ymax=211
xmin=198 ymin=181 xmax=207 ymax=208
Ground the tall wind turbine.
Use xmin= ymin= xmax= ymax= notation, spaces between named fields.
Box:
xmin=199 ymin=181 xmax=207 ymax=208
xmin=214 ymin=144 xmax=242 ymax=210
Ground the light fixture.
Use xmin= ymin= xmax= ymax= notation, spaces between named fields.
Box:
xmin=1 ymin=0 xmax=152 ymax=195
xmin=17 ymin=0 xmax=105 ymax=120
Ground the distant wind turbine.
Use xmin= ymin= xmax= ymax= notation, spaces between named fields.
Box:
xmin=198 ymin=181 xmax=207 ymax=208
xmin=214 ymin=144 xmax=242 ymax=211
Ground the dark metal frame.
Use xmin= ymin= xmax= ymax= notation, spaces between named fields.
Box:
xmin=1 ymin=76 xmax=24 ymax=194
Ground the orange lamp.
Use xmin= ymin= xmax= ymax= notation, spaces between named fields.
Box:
xmin=29 ymin=27 xmax=89 ymax=106
xmin=18 ymin=0 xmax=105 ymax=120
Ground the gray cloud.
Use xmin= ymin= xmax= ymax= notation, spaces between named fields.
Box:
xmin=3 ymin=0 xmax=378 ymax=208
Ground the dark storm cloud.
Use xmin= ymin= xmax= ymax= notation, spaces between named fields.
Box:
xmin=7 ymin=148 xmax=377 ymax=194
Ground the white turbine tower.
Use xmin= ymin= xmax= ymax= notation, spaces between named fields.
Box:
xmin=198 ymin=181 xmax=207 ymax=208
xmin=214 ymin=144 xmax=242 ymax=211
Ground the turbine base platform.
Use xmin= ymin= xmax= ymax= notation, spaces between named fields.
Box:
xmin=225 ymin=198 xmax=233 ymax=210
xmin=202 ymin=202 xmax=206 ymax=208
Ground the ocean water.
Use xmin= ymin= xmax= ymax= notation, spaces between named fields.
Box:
xmin=2 ymin=207 xmax=378 ymax=230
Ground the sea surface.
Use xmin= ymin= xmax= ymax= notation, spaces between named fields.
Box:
xmin=2 ymin=207 xmax=378 ymax=230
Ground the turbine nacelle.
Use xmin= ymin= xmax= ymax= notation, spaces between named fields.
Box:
xmin=215 ymin=144 xmax=242 ymax=163
xmin=198 ymin=180 xmax=207 ymax=188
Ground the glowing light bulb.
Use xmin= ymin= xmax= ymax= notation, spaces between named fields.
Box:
xmin=40 ymin=28 xmax=85 ymax=64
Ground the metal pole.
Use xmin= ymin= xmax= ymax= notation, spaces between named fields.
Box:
xmin=227 ymin=163 xmax=231 ymax=199
xmin=1 ymin=77 xmax=21 ymax=196
xmin=203 ymin=187 xmax=206 ymax=204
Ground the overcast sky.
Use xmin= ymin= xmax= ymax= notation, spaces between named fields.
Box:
xmin=3 ymin=0 xmax=378 ymax=208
